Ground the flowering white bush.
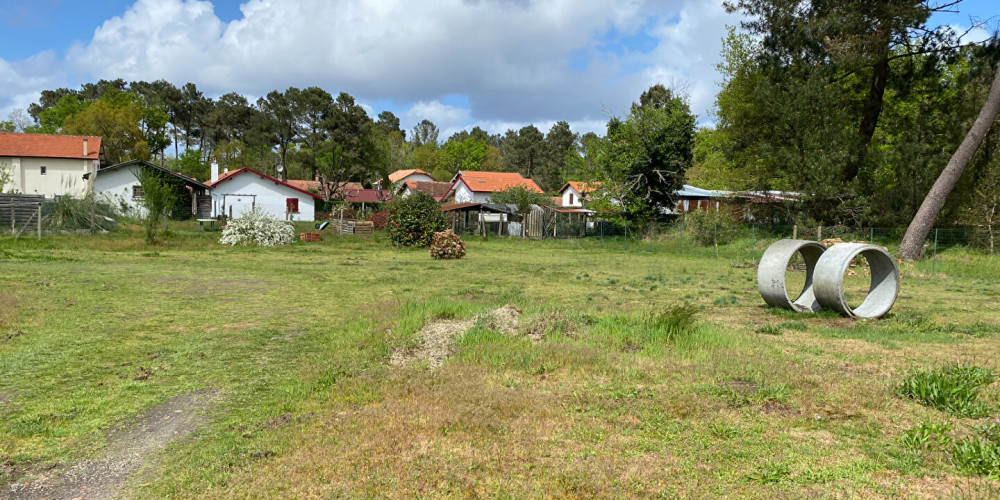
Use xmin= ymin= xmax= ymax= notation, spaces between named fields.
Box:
xmin=219 ymin=208 xmax=295 ymax=246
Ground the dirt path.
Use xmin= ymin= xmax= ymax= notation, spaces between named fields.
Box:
xmin=6 ymin=391 xmax=216 ymax=500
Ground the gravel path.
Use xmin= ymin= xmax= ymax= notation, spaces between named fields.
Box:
xmin=7 ymin=390 xmax=215 ymax=500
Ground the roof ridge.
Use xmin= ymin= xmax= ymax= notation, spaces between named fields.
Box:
xmin=0 ymin=131 xmax=102 ymax=140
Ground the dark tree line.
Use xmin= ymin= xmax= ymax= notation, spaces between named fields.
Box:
xmin=695 ymin=0 xmax=1000 ymax=228
xmin=14 ymin=79 xmax=602 ymax=194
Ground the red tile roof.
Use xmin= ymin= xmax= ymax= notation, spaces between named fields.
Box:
xmin=343 ymin=189 xmax=392 ymax=203
xmin=286 ymin=179 xmax=363 ymax=193
xmin=454 ymin=171 xmax=543 ymax=193
xmin=441 ymin=202 xmax=480 ymax=211
xmin=0 ymin=132 xmax=102 ymax=160
xmin=403 ymin=180 xmax=452 ymax=200
xmin=389 ymin=169 xmax=432 ymax=183
xmin=208 ymin=168 xmax=322 ymax=199
xmin=560 ymin=181 xmax=602 ymax=194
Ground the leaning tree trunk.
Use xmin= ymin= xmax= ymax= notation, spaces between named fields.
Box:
xmin=899 ymin=62 xmax=1000 ymax=260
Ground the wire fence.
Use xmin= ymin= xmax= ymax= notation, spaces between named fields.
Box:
xmin=537 ymin=216 xmax=995 ymax=268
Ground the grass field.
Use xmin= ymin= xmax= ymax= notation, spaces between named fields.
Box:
xmin=2 ymin=222 xmax=1000 ymax=498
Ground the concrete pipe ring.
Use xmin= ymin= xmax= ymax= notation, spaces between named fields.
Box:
xmin=757 ymin=239 xmax=827 ymax=312
xmin=813 ymin=243 xmax=900 ymax=319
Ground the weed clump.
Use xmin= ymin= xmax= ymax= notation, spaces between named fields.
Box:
xmin=897 ymin=365 xmax=996 ymax=418
xmin=639 ymin=304 xmax=699 ymax=341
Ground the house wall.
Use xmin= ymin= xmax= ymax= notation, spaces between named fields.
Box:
xmin=399 ymin=173 xmax=435 ymax=184
xmin=561 ymin=187 xmax=583 ymax=207
xmin=2 ymin=156 xmax=97 ymax=198
xmin=93 ymin=167 xmax=145 ymax=216
xmin=212 ymin=173 xmax=316 ymax=221
xmin=453 ymin=182 xmax=491 ymax=204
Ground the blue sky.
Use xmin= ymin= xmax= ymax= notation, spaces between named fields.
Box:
xmin=0 ymin=0 xmax=996 ymax=139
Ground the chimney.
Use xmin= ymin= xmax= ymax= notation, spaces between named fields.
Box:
xmin=82 ymin=139 xmax=88 ymax=157
xmin=211 ymin=156 xmax=219 ymax=183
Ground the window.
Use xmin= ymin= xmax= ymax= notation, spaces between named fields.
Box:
xmin=569 ymin=192 xmax=575 ymax=205
xmin=132 ymin=185 xmax=143 ymax=198
xmin=286 ymin=198 xmax=299 ymax=213
xmin=40 ymin=166 xmax=47 ymax=175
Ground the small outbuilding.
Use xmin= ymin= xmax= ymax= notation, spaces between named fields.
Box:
xmin=93 ymin=160 xmax=212 ymax=218
xmin=208 ymin=167 xmax=321 ymax=221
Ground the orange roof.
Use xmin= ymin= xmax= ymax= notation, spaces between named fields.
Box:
xmin=285 ymin=180 xmax=363 ymax=192
xmin=404 ymin=180 xmax=452 ymax=200
xmin=455 ymin=171 xmax=544 ymax=193
xmin=560 ymin=181 xmax=602 ymax=194
xmin=208 ymin=168 xmax=322 ymax=199
xmin=389 ymin=169 xmax=432 ymax=183
xmin=0 ymin=132 xmax=102 ymax=161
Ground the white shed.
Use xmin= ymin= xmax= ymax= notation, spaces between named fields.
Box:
xmin=93 ymin=160 xmax=212 ymax=218
xmin=208 ymin=167 xmax=319 ymax=221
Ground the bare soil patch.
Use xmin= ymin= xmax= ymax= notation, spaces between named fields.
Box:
xmin=6 ymin=390 xmax=216 ymax=500
xmin=390 ymin=319 xmax=474 ymax=369
xmin=390 ymin=306 xmax=522 ymax=369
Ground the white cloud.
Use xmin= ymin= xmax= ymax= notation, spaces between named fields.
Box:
xmin=0 ymin=51 xmax=64 ymax=117
xmin=4 ymin=0 xmax=743 ymax=131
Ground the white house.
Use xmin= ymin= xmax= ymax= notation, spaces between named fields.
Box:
xmin=93 ymin=160 xmax=212 ymax=218
xmin=0 ymin=132 xmax=104 ymax=197
xmin=558 ymin=181 xmax=602 ymax=208
xmin=442 ymin=171 xmax=545 ymax=204
xmin=208 ymin=166 xmax=320 ymax=221
xmin=388 ymin=169 xmax=435 ymax=186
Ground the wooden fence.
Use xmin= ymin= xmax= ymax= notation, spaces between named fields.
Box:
xmin=0 ymin=194 xmax=44 ymax=239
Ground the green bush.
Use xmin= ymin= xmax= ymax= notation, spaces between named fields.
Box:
xmin=387 ymin=192 xmax=446 ymax=247
xmin=683 ymin=209 xmax=740 ymax=246
xmin=897 ymin=365 xmax=996 ymax=418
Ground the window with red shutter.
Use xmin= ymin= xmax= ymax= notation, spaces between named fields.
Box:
xmin=286 ymin=198 xmax=299 ymax=213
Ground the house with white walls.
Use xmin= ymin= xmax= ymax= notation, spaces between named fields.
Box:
xmin=388 ymin=168 xmax=435 ymax=186
xmin=558 ymin=181 xmax=602 ymax=208
xmin=441 ymin=171 xmax=544 ymax=204
xmin=93 ymin=160 xmax=212 ymax=218
xmin=0 ymin=132 xmax=104 ymax=197
xmin=207 ymin=163 xmax=320 ymax=221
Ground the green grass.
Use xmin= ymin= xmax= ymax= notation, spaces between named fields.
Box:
xmin=2 ymin=221 xmax=1000 ymax=497
xmin=897 ymin=365 xmax=996 ymax=418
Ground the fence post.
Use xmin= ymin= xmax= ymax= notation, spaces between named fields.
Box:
xmin=817 ymin=225 xmax=822 ymax=241
xmin=792 ymin=224 xmax=797 ymax=240
xmin=9 ymin=203 xmax=13 ymax=233
xmin=679 ymin=218 xmax=684 ymax=254
xmin=713 ymin=223 xmax=718 ymax=259
xmin=932 ymin=228 xmax=938 ymax=273
xmin=37 ymin=204 xmax=42 ymax=240
xmin=870 ymin=227 xmax=874 ymax=243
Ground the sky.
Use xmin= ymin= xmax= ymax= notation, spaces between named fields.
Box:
xmin=0 ymin=0 xmax=996 ymax=141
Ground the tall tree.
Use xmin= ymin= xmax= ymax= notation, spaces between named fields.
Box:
xmin=725 ymin=0 xmax=986 ymax=182
xmin=588 ymin=86 xmax=696 ymax=226
xmin=543 ymin=121 xmax=579 ymax=191
xmin=295 ymin=87 xmax=333 ymax=180
xmin=257 ymin=87 xmax=302 ymax=181
xmin=410 ymin=119 xmax=440 ymax=147
xmin=899 ymin=60 xmax=1000 ymax=259
xmin=503 ymin=125 xmax=545 ymax=180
